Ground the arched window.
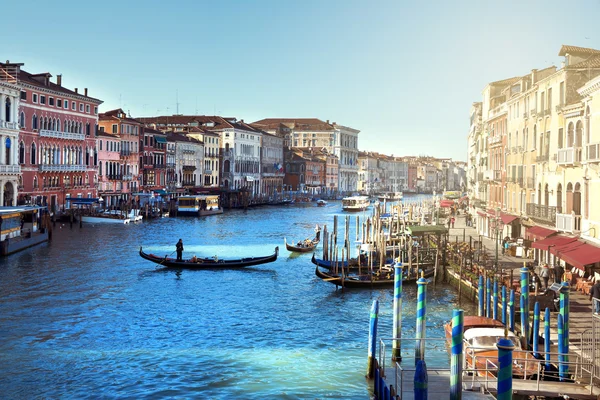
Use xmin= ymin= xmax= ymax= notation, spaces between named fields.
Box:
xmin=19 ymin=141 xmax=25 ymax=165
xmin=557 ymin=184 xmax=563 ymax=212
xmin=5 ymin=98 xmax=11 ymax=122
xmin=99 ymin=161 xmax=103 ymax=175
xmin=567 ymin=122 xmax=574 ymax=147
xmin=86 ymin=123 xmax=90 ymax=136
xmin=33 ymin=176 xmax=38 ymax=189
xmin=533 ymin=125 xmax=537 ymax=150
xmin=575 ymin=120 xmax=583 ymax=147
xmin=32 ymin=114 xmax=38 ymax=130
xmin=19 ymin=112 xmax=25 ymax=128
xmin=4 ymin=138 xmax=11 ymax=164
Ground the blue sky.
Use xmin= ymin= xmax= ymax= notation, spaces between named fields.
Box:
xmin=2 ymin=0 xmax=600 ymax=161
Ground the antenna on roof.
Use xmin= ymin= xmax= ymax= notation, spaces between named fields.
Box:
xmin=176 ymin=90 xmax=180 ymax=115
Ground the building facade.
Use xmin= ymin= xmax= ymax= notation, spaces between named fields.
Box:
xmin=0 ymin=63 xmax=21 ymax=206
xmin=260 ymin=132 xmax=284 ymax=198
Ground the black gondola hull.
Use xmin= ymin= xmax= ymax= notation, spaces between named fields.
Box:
xmin=139 ymin=247 xmax=279 ymax=269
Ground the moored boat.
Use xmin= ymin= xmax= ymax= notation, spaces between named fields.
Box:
xmin=316 ymin=199 xmax=327 ymax=207
xmin=139 ymin=246 xmax=279 ymax=269
xmin=177 ymin=195 xmax=224 ymax=216
xmin=82 ymin=209 xmax=142 ymax=224
xmin=315 ymin=265 xmax=435 ymax=288
xmin=341 ymin=196 xmax=370 ymax=212
xmin=285 ymin=237 xmax=318 ymax=253
xmin=0 ymin=206 xmax=50 ymax=256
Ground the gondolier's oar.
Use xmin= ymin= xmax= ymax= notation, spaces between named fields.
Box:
xmin=156 ymin=250 xmax=176 ymax=269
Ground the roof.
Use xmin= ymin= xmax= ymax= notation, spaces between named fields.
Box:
xmin=526 ymin=226 xmax=557 ymax=240
xmin=488 ymin=76 xmax=520 ymax=87
xmin=558 ymin=242 xmax=600 ymax=271
xmin=16 ymin=67 xmax=102 ymax=103
xmin=100 ymin=109 xmax=141 ymax=124
xmin=500 ymin=213 xmax=519 ymax=225
xmin=568 ymin=55 xmax=600 ymax=69
xmin=252 ymin=118 xmax=334 ymax=132
xmin=558 ymin=45 xmax=600 ymax=57
xmin=406 ymin=225 xmax=448 ymax=236
xmin=531 ymin=235 xmax=578 ymax=250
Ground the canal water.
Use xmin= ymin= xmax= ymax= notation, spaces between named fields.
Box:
xmin=0 ymin=195 xmax=475 ymax=399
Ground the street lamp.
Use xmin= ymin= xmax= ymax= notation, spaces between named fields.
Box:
xmin=491 ymin=208 xmax=504 ymax=273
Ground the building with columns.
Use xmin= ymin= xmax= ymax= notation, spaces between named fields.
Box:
xmin=0 ymin=62 xmax=22 ymax=206
xmin=332 ymin=123 xmax=360 ymax=193
xmin=15 ymin=66 xmax=102 ymax=212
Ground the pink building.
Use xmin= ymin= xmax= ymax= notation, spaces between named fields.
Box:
xmin=97 ymin=131 xmax=122 ymax=207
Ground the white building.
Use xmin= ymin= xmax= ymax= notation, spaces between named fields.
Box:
xmin=332 ymin=123 xmax=360 ymax=193
xmin=0 ymin=63 xmax=21 ymax=206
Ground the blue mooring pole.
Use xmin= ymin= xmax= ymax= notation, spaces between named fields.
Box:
xmin=558 ymin=313 xmax=566 ymax=381
xmin=415 ymin=273 xmax=428 ymax=365
xmin=509 ymin=289 xmax=515 ymax=332
xmin=493 ymin=278 xmax=499 ymax=320
xmin=414 ymin=359 xmax=428 ymax=400
xmin=520 ymin=267 xmax=530 ymax=349
xmin=478 ymin=275 xmax=484 ymax=317
xmin=544 ymin=307 xmax=551 ymax=370
xmin=486 ymin=276 xmax=491 ymax=318
xmin=392 ymin=262 xmax=403 ymax=361
xmin=367 ymin=299 xmax=379 ymax=379
xmin=560 ymin=282 xmax=570 ymax=380
xmin=496 ymin=337 xmax=515 ymax=400
xmin=502 ymin=285 xmax=507 ymax=325
xmin=532 ymin=302 xmax=540 ymax=358
xmin=450 ymin=309 xmax=464 ymax=400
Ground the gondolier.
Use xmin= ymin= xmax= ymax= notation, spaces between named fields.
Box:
xmin=176 ymin=239 xmax=184 ymax=261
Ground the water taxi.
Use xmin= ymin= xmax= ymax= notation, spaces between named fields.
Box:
xmin=377 ymin=192 xmax=403 ymax=202
xmin=341 ymin=196 xmax=370 ymax=212
xmin=0 ymin=206 xmax=50 ymax=256
xmin=177 ymin=195 xmax=223 ymax=216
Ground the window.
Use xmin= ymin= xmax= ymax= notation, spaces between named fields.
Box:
xmin=86 ymin=105 xmax=90 ymax=113
xmin=19 ymin=112 xmax=25 ymax=128
xmin=32 ymin=93 xmax=38 ymax=103
xmin=31 ymin=143 xmax=36 ymax=165
xmin=99 ymin=140 xmax=102 ymax=151
xmin=79 ymin=103 xmax=83 ymax=112
xmin=20 ymin=91 xmax=27 ymax=101
xmin=94 ymin=106 xmax=98 ymax=115
xmin=40 ymin=95 xmax=46 ymax=105
xmin=32 ymin=114 xmax=38 ymax=130
xmin=49 ymin=97 xmax=54 ymax=106
xmin=64 ymin=100 xmax=69 ymax=109
xmin=72 ymin=102 xmax=76 ymax=110
xmin=112 ymin=124 xmax=117 ymax=134
xmin=57 ymin=99 xmax=62 ymax=108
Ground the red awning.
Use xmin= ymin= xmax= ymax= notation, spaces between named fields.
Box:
xmin=550 ymin=241 xmax=585 ymax=257
xmin=500 ymin=213 xmax=518 ymax=225
xmin=558 ymin=243 xmax=600 ymax=271
xmin=439 ymin=200 xmax=455 ymax=208
xmin=477 ymin=211 xmax=488 ymax=218
xmin=530 ymin=235 xmax=579 ymax=250
xmin=527 ymin=226 xmax=558 ymax=240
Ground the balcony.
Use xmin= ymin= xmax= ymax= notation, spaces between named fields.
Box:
xmin=555 ymin=104 xmax=564 ymax=113
xmin=204 ymin=169 xmax=212 ymax=175
xmin=153 ymin=164 xmax=165 ymax=169
xmin=526 ymin=177 xmax=535 ymax=189
xmin=38 ymin=164 xmax=87 ymax=172
xmin=0 ymin=120 xmax=19 ymax=130
xmin=526 ymin=203 xmax=560 ymax=225
xmin=556 ymin=147 xmax=582 ymax=166
xmin=586 ymin=143 xmax=600 ymax=162
xmin=489 ymin=135 xmax=502 ymax=146
xmin=556 ymin=213 xmax=582 ymax=233
xmin=535 ymin=153 xmax=550 ymax=162
xmin=530 ymin=109 xmax=537 ymax=118
xmin=40 ymin=129 xmax=85 ymax=141
xmin=107 ymin=174 xmax=123 ymax=180
xmin=0 ymin=164 xmax=21 ymax=174
xmin=120 ymin=150 xmax=132 ymax=157
xmin=483 ymin=170 xmax=494 ymax=181
xmin=123 ymin=174 xmax=133 ymax=181
xmin=516 ymin=176 xmax=523 ymax=186
xmin=166 ymin=163 xmax=176 ymax=168
xmin=523 ymin=112 xmax=528 ymax=119
xmin=182 ymin=165 xmax=196 ymax=171
xmin=477 ymin=172 xmax=484 ymax=182
xmin=493 ymin=170 xmax=501 ymax=181
xmin=544 ymin=109 xmax=551 ymax=116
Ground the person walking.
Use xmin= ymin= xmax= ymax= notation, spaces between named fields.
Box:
xmin=451 ymin=217 xmax=455 ymax=229
xmin=539 ymin=263 xmax=550 ymax=290
xmin=590 ymin=280 xmax=600 ymax=315
xmin=554 ymin=264 xmax=564 ymax=284
xmin=176 ymin=238 xmax=184 ymax=261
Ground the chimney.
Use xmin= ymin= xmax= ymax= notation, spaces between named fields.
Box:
xmin=74 ymin=88 xmax=78 ymax=94
xmin=326 ymin=119 xmax=329 ymax=124
xmin=84 ymin=88 xmax=88 ymax=96
xmin=57 ymin=74 xmax=62 ymax=86
xmin=531 ymin=69 xmax=537 ymax=83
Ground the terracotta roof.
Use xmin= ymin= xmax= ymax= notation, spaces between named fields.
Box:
xmin=166 ymin=132 xmax=203 ymax=144
xmin=252 ymin=118 xmax=334 ymax=132
xmin=568 ymin=55 xmax=600 ymax=69
xmin=488 ymin=76 xmax=520 ymax=87
xmin=100 ymin=109 xmax=141 ymax=124
xmin=143 ymin=127 xmax=164 ymax=135
xmin=558 ymin=45 xmax=600 ymax=57
xmin=16 ymin=67 xmax=102 ymax=103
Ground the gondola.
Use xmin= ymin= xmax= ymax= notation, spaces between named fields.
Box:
xmin=284 ymin=237 xmax=319 ymax=253
xmin=315 ymin=265 xmax=435 ymax=288
xmin=139 ymin=246 xmax=279 ymax=269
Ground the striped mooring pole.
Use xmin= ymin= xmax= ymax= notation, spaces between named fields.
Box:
xmin=478 ymin=275 xmax=484 ymax=317
xmin=493 ymin=278 xmax=499 ymax=320
xmin=509 ymin=289 xmax=515 ymax=332
xmin=501 ymin=285 xmax=507 ymax=325
xmin=414 ymin=359 xmax=428 ymax=400
xmin=415 ymin=272 xmax=428 ymax=365
xmin=532 ymin=302 xmax=540 ymax=358
xmin=450 ymin=309 xmax=464 ymax=400
xmin=520 ymin=267 xmax=530 ymax=349
xmin=392 ymin=261 xmax=403 ymax=361
xmin=544 ymin=307 xmax=551 ymax=370
xmin=486 ymin=276 xmax=491 ymax=318
xmin=496 ymin=337 xmax=515 ymax=400
xmin=367 ymin=299 xmax=379 ymax=379
xmin=560 ymin=282 xmax=570 ymax=380
xmin=558 ymin=313 xmax=567 ymax=381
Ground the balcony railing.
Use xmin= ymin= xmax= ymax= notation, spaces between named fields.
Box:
xmin=0 ymin=120 xmax=19 ymax=130
xmin=0 ymin=164 xmax=21 ymax=174
xmin=530 ymin=109 xmax=537 ymax=117
xmin=38 ymin=164 xmax=87 ymax=172
xmin=107 ymin=174 xmax=123 ymax=180
xmin=120 ymin=150 xmax=132 ymax=157
xmin=536 ymin=153 xmax=550 ymax=162
xmin=40 ymin=129 xmax=85 ymax=141
xmin=477 ymin=172 xmax=484 ymax=182
xmin=526 ymin=177 xmax=535 ymax=189
xmin=526 ymin=203 xmax=560 ymax=225
xmin=493 ymin=170 xmax=501 ymax=181
xmin=153 ymin=164 xmax=165 ymax=169
xmin=123 ymin=174 xmax=133 ymax=181
xmin=516 ymin=176 xmax=523 ymax=186
xmin=523 ymin=112 xmax=528 ymax=119
xmin=556 ymin=213 xmax=582 ymax=233
xmin=544 ymin=108 xmax=551 ymax=116
xmin=586 ymin=143 xmax=600 ymax=162
xmin=557 ymin=147 xmax=582 ymax=165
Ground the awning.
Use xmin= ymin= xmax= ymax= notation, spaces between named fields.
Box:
xmin=531 ymin=235 xmax=578 ymax=250
xmin=500 ymin=213 xmax=518 ymax=225
xmin=550 ymin=241 xmax=585 ymax=257
xmin=70 ymin=198 xmax=101 ymax=205
xmin=526 ymin=226 xmax=557 ymax=240
xmin=153 ymin=189 xmax=168 ymax=196
xmin=154 ymin=135 xmax=167 ymax=143
xmin=558 ymin=242 xmax=600 ymax=271
xmin=439 ymin=200 xmax=455 ymax=208
xmin=477 ymin=211 xmax=488 ymax=218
